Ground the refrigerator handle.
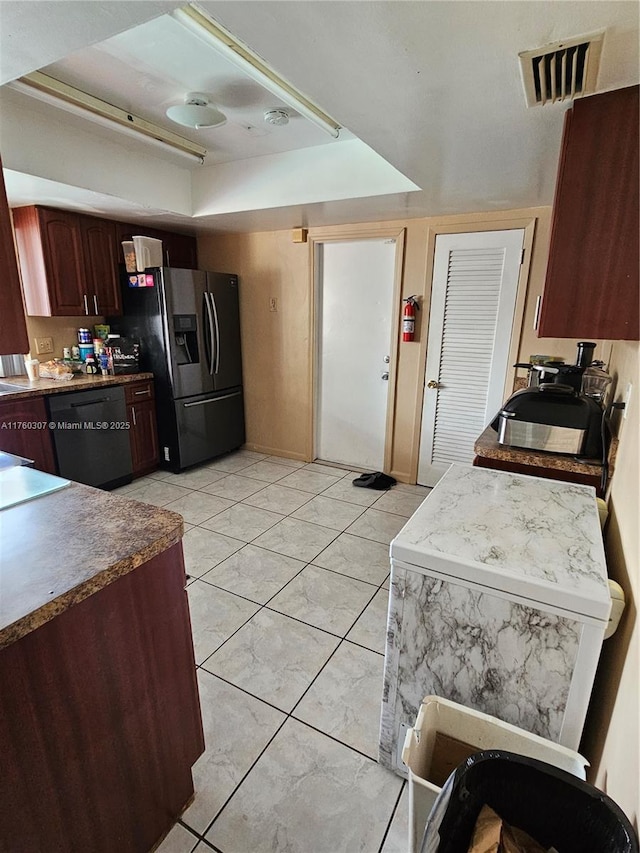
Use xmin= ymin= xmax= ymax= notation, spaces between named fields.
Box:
xmin=203 ymin=292 xmax=215 ymax=375
xmin=210 ymin=292 xmax=221 ymax=375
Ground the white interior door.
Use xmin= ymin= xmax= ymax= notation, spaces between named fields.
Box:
xmin=316 ymin=238 xmax=396 ymax=470
xmin=418 ymin=229 xmax=524 ymax=486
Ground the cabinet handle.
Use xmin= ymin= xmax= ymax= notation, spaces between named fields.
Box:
xmin=134 ymin=389 xmax=150 ymax=396
xmin=83 ymin=294 xmax=89 ymax=315
xmin=93 ymin=294 xmax=99 ymax=315
xmin=533 ymin=295 xmax=542 ymax=331
xmin=131 ymin=406 xmax=137 ymax=426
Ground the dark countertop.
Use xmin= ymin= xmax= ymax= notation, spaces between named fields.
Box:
xmin=474 ymin=424 xmax=618 ymax=476
xmin=0 ymin=372 xmax=154 ymax=401
xmin=0 ymin=481 xmax=183 ymax=650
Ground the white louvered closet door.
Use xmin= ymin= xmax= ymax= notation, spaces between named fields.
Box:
xmin=418 ymin=230 xmax=524 ymax=486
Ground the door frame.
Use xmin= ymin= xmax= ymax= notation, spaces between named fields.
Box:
xmin=308 ymin=227 xmax=406 ymax=470
xmin=408 ymin=216 xmax=537 ymax=482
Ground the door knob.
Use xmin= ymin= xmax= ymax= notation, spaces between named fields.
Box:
xmin=383 ymin=355 xmax=390 ymax=364
xmin=382 ymin=372 xmax=389 ymax=381
xmin=427 ymin=380 xmax=440 ymax=389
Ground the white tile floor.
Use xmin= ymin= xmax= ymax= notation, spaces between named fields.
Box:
xmin=115 ymin=450 xmax=430 ymax=853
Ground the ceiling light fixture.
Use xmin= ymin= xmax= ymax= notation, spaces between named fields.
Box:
xmin=171 ymin=4 xmax=341 ymax=139
xmin=10 ymin=71 xmax=207 ymax=163
xmin=166 ymin=92 xmax=227 ymax=129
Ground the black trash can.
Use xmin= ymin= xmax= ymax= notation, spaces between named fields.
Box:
xmin=421 ymin=750 xmax=638 ymax=853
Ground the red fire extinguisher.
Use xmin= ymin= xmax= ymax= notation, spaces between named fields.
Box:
xmin=402 ymin=296 xmax=419 ymax=342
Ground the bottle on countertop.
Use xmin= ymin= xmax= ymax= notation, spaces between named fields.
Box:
xmin=71 ymin=345 xmax=80 ymax=360
xmin=84 ymin=354 xmax=98 ymax=374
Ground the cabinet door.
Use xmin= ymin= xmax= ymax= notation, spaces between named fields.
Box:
xmin=81 ymin=216 xmax=121 ymax=316
xmin=539 ymin=85 xmax=639 ymax=340
xmin=38 ymin=208 xmax=87 ymax=316
xmin=0 ymin=397 xmax=56 ymax=473
xmin=161 ymin=231 xmax=198 ymax=270
xmin=0 ymin=157 xmax=29 ymax=354
xmin=126 ymin=382 xmax=159 ymax=477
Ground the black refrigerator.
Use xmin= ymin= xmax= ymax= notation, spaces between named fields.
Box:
xmin=114 ymin=267 xmax=245 ymax=472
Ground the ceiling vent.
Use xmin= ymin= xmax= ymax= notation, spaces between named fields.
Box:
xmin=519 ymin=31 xmax=605 ymax=107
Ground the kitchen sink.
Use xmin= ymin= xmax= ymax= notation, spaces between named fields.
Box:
xmin=0 ymin=382 xmax=30 ymax=395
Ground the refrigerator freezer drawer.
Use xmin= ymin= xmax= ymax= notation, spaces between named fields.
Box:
xmin=174 ymin=389 xmax=245 ymax=470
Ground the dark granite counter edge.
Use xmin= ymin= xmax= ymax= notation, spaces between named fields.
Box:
xmin=0 ymin=522 xmax=183 ymax=651
xmin=0 ymin=372 xmax=154 ymax=401
xmin=474 ymin=424 xmax=618 ymax=476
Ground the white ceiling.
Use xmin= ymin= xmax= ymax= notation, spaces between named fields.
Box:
xmin=1 ymin=1 xmax=638 ymax=233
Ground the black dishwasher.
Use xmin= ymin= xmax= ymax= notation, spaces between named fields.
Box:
xmin=47 ymin=386 xmax=133 ymax=489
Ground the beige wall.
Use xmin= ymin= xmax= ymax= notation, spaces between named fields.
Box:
xmin=198 ymin=205 xmax=610 ymax=475
xmin=198 ymin=230 xmax=311 ymax=459
xmin=581 ymin=340 xmax=639 ymax=825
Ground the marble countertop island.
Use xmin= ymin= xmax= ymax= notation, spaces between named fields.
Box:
xmin=0 ymin=480 xmax=183 ymax=649
xmin=390 ymin=464 xmax=610 ymax=621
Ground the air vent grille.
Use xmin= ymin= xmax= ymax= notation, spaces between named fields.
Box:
xmin=519 ymin=31 xmax=604 ymax=107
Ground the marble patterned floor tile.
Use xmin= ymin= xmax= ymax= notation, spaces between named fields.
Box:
xmin=182 ymin=527 xmax=245 ymax=578
xmin=372 ymin=489 xmax=428 ymax=517
xmin=187 ymin=580 xmax=259 ymax=664
xmin=162 ymin=491 xmax=234 ymax=525
xmin=276 ymin=468 xmax=342 ymax=494
xmin=346 ymin=588 xmax=390 ymax=654
xmin=345 ymin=508 xmax=407 ymax=544
xmin=265 ymin=455 xmax=306 ymax=468
xmin=252 ymin=517 xmax=338 ymax=562
xmin=121 ymin=479 xmax=192 ymax=507
xmin=202 ymin=609 xmax=339 ymax=712
xmin=110 ymin=480 xmax=146 ymax=495
xmin=290 ymin=495 xmax=365 ymax=531
xmin=199 ymin=504 xmax=284 ymax=541
xmin=201 ymin=544 xmax=305 ymax=604
xmin=241 ymin=483 xmax=313 ymax=515
xmin=381 ymin=784 xmax=410 ymax=853
xmin=144 ymin=469 xmax=170 ymax=481
xmin=159 ymin=466 xmax=227 ymax=490
xmin=268 ymin=565 xmax=375 ymax=636
xmin=198 ymin=473 xmax=265 ymax=501
xmin=205 ymin=452 xmax=258 ymax=474
xmin=395 ymin=482 xmax=431 ymax=496
xmin=293 ymin=641 xmax=385 ymax=759
xmin=313 ymin=533 xmax=390 ymax=585
xmin=182 ymin=670 xmax=285 ymax=834
xmin=205 ymin=718 xmax=403 ymax=853
xmin=236 ymin=449 xmax=269 ymax=462
xmin=382 ymin=574 xmax=391 ymax=590
xmin=304 ymin=461 xmax=351 ymax=476
xmin=155 ymin=822 xmax=199 ymax=853
xmin=238 ymin=460 xmax=294 ymax=482
xmin=320 ymin=477 xmax=383 ymax=507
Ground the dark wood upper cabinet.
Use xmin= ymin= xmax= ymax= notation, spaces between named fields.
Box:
xmin=13 ymin=206 xmax=104 ymax=317
xmin=80 ymin=216 xmax=121 ymax=316
xmin=538 ymin=85 xmax=639 ymax=340
xmin=0 ymin=156 xmax=29 ymax=354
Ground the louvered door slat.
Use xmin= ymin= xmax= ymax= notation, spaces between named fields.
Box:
xmin=418 ymin=229 xmax=525 ymax=486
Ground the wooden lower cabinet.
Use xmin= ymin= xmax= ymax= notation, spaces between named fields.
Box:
xmin=125 ymin=380 xmax=159 ymax=477
xmin=0 ymin=396 xmax=56 ymax=473
xmin=0 ymin=542 xmax=204 ymax=853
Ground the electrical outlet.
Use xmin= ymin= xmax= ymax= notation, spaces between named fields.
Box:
xmin=35 ymin=336 xmax=53 ymax=355
xmin=623 ymin=383 xmax=632 ymax=419
xmin=269 ymin=297 xmax=278 ymax=312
